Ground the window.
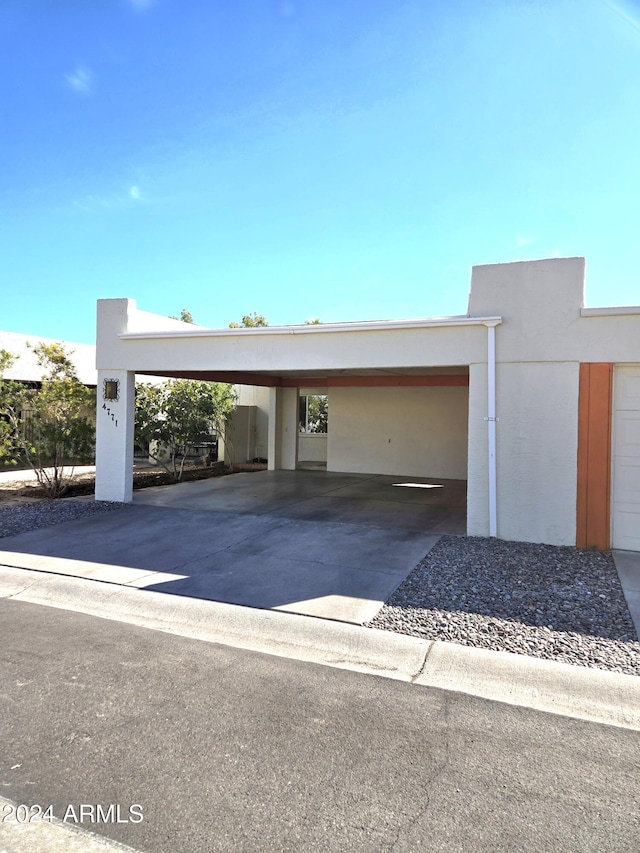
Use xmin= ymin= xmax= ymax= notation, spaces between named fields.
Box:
xmin=299 ymin=394 xmax=328 ymax=434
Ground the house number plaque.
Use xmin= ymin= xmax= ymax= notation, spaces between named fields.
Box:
xmin=102 ymin=379 xmax=120 ymax=427
xmin=103 ymin=379 xmax=120 ymax=401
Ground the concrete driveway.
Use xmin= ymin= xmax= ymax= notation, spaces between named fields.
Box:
xmin=0 ymin=470 xmax=466 ymax=624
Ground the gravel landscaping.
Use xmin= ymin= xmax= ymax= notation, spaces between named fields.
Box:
xmin=368 ymin=535 xmax=640 ymax=676
xmin=0 ymin=500 xmax=123 ymax=539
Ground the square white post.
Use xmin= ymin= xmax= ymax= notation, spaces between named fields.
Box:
xmin=280 ymin=387 xmax=298 ymax=470
xmin=267 ymin=387 xmax=281 ymax=470
xmin=95 ymin=369 xmax=136 ymax=502
xmin=267 ymin=387 xmax=298 ymax=470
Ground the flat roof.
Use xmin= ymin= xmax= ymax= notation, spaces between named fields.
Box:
xmin=119 ymin=314 xmax=503 ymax=341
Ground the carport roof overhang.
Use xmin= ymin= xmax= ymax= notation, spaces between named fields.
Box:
xmin=135 ymin=370 xmax=472 ymax=387
xmin=113 ymin=314 xmax=502 ymax=387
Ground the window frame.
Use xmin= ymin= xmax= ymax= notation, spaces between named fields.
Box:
xmin=298 ymin=393 xmax=328 ymax=435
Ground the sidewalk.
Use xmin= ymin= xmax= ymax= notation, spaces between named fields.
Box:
xmin=1 ymin=563 xmax=638 ymax=731
xmin=0 ymin=466 xmax=97 ymax=486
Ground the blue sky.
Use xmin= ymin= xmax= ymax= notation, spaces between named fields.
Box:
xmin=1 ymin=0 xmax=639 ymax=343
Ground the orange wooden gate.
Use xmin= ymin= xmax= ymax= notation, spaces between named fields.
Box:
xmin=576 ymin=363 xmax=613 ymax=550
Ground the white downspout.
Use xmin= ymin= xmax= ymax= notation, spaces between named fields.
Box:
xmin=484 ymin=320 xmax=500 ymax=537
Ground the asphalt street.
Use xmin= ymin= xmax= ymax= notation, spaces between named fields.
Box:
xmin=1 ymin=598 xmax=639 ymax=853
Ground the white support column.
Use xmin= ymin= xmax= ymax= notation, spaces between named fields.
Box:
xmin=95 ymin=369 xmax=136 ymax=502
xmin=216 ymin=429 xmax=226 ymax=464
xmin=267 ymin=387 xmax=281 ymax=470
xmin=485 ymin=321 xmax=500 ymax=537
xmin=267 ymin=387 xmax=298 ymax=470
xmin=280 ymin=387 xmax=298 ymax=471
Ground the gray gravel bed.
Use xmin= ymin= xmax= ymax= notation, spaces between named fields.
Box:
xmin=368 ymin=536 xmax=640 ymax=676
xmin=0 ymin=500 xmax=123 ymax=539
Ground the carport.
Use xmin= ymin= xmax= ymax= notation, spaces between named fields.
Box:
xmin=95 ymin=298 xmax=502 ymax=539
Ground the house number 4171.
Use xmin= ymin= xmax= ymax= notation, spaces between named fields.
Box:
xmin=102 ymin=403 xmax=118 ymax=427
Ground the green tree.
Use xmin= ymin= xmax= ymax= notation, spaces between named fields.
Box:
xmin=169 ymin=308 xmax=195 ymax=324
xmin=304 ymin=318 xmax=322 ymax=325
xmin=3 ymin=343 xmax=95 ymax=497
xmin=229 ymin=312 xmax=268 ymax=328
xmin=0 ymin=349 xmax=22 ymax=466
xmin=0 ymin=350 xmax=13 ymax=372
xmin=135 ymin=379 xmax=237 ymax=480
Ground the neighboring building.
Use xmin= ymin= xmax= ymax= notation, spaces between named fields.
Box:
xmin=0 ymin=330 xmax=263 ymax=466
xmin=0 ymin=332 xmax=98 ymax=468
xmin=94 ymin=257 xmax=640 ymax=551
xmin=0 ymin=331 xmax=97 ymax=386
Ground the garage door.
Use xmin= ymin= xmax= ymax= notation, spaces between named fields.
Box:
xmin=612 ymin=366 xmax=640 ymax=551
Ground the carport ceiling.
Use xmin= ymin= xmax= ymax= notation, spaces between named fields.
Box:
xmin=137 ymin=366 xmax=470 ymax=387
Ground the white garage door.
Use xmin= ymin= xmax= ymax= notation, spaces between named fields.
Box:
xmin=612 ymin=366 xmax=640 ymax=551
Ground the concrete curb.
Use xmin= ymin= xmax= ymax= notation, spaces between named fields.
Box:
xmin=1 ymin=564 xmax=639 ymax=731
xmin=416 ymin=642 xmax=640 ymax=730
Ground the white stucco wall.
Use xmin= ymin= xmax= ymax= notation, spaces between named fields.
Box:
xmin=468 ymin=257 xmax=640 ymax=364
xmin=298 ymin=433 xmax=327 ymax=462
xmin=466 ymin=259 xmax=589 ymax=545
xmin=468 ymin=361 xmax=579 ymax=546
xmin=327 ymin=386 xmax=469 ymax=479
